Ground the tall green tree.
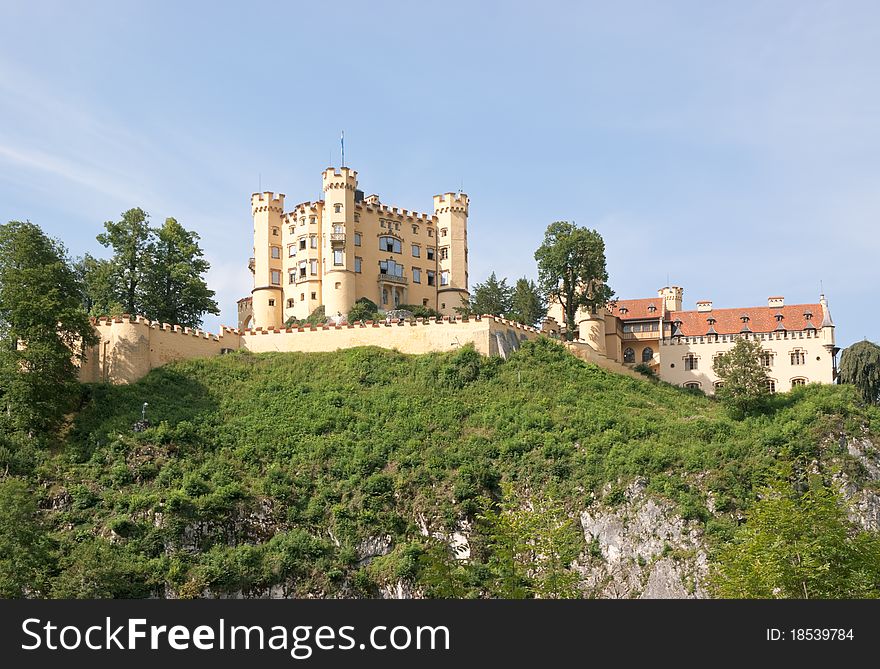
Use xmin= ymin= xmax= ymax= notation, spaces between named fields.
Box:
xmin=710 ymin=478 xmax=880 ymax=599
xmin=74 ymin=253 xmax=122 ymax=316
xmin=534 ymin=221 xmax=613 ymax=338
xmin=468 ymin=272 xmax=514 ymax=317
xmin=838 ymin=340 xmax=880 ymax=404
xmin=140 ymin=218 xmax=219 ymax=328
xmin=0 ymin=221 xmax=98 ymax=434
xmin=713 ymin=337 xmax=770 ymax=418
xmin=478 ymin=484 xmax=583 ymax=599
xmin=508 ymin=277 xmax=547 ymax=326
xmin=96 ymin=207 xmax=152 ymax=315
xmin=0 ymin=478 xmax=55 ymax=598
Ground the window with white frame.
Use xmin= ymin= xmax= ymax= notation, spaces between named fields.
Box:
xmin=310 ymin=260 xmax=318 ymax=275
xmin=440 ymin=270 xmax=449 ymax=286
xmin=333 ymin=250 xmax=343 ymax=266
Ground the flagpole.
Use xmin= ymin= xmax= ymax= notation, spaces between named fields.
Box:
xmin=341 ymin=131 xmax=345 ymax=167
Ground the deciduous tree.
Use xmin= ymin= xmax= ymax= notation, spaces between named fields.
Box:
xmin=712 ymin=337 xmax=770 ymax=418
xmin=0 ymin=221 xmax=98 ymax=434
xmin=140 ymin=218 xmax=219 ymax=328
xmin=97 ymin=208 xmax=152 ymax=315
xmin=534 ymin=222 xmax=613 ymax=338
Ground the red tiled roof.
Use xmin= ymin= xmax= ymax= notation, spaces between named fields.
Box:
xmin=609 ymin=297 xmax=662 ymax=321
xmin=669 ymin=303 xmax=822 ymax=336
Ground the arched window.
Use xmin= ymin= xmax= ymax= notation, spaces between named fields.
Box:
xmin=380 ymin=236 xmax=402 ymax=253
xmin=684 ymin=381 xmax=701 ymax=390
xmin=713 ymin=381 xmax=725 ymax=390
xmin=791 ymin=377 xmax=807 ymax=387
xmin=623 ymin=347 xmax=635 ymax=363
xmin=641 ymin=347 xmax=654 ymax=363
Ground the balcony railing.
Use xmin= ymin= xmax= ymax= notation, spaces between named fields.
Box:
xmin=330 ymin=232 xmax=345 ymax=246
xmin=378 ymin=272 xmax=408 ymax=285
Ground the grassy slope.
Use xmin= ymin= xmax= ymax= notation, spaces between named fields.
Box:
xmin=38 ymin=339 xmax=880 ymax=597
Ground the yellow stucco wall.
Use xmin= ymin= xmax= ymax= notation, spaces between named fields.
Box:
xmin=79 ymin=315 xmax=580 ymax=384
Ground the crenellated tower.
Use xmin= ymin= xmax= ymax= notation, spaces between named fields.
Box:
xmin=433 ymin=191 xmax=469 ymax=315
xmin=321 ymin=167 xmax=357 ymax=318
xmin=658 ymin=286 xmax=683 ymax=315
xmin=251 ymin=191 xmax=285 ymax=328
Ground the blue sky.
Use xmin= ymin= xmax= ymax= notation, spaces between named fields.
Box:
xmin=1 ymin=1 xmax=878 ymax=347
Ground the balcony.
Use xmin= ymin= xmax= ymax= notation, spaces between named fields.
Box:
xmin=330 ymin=232 xmax=345 ymax=247
xmin=378 ymin=272 xmax=408 ymax=285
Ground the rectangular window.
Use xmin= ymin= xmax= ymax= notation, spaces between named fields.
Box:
xmin=289 ymin=226 xmax=295 ymax=235
xmin=311 ymin=292 xmax=316 ymax=300
xmin=427 ymin=228 xmax=433 ymax=237
xmin=271 ymin=270 xmax=281 ymax=285
xmin=354 ymin=257 xmax=362 ymax=273
xmin=288 ymin=245 xmax=296 ymax=257
xmin=299 ymin=238 xmax=307 ymax=250
xmin=299 ymin=261 xmax=307 ymax=278
xmin=271 ymin=246 xmax=280 ymax=259
xmin=440 ymin=247 xmax=449 ymax=260
xmin=309 ymin=216 xmax=316 ymax=225
xmin=379 ymin=259 xmax=404 ymax=278
xmin=310 ymin=235 xmax=318 ymax=248
xmin=427 ymin=247 xmax=435 ymax=261
xmin=412 ymin=244 xmax=420 ymax=257
xmin=268 ymin=298 xmax=275 ymax=307
xmin=427 ymin=270 xmax=435 ymax=286
xmin=310 ymin=259 xmax=318 ymax=275
xmin=441 ymin=228 xmax=448 ymax=237
xmin=288 ymin=271 xmax=295 ymax=284
xmin=333 ymin=250 xmax=344 ymax=266
xmin=412 ymin=225 xmax=418 ymax=235
xmin=412 ymin=267 xmax=421 ymax=283
xmin=684 ymin=355 xmax=698 ymax=371
xmin=333 ymin=225 xmax=344 ymax=235
xmin=440 ymin=270 xmax=449 ymax=286
xmin=354 ymin=232 xmax=362 ymax=246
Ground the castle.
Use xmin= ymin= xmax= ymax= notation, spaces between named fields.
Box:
xmin=239 ymin=167 xmax=470 ymax=331
xmin=78 ymin=166 xmax=838 ymax=390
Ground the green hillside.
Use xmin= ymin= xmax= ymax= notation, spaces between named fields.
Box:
xmin=11 ymin=339 xmax=880 ymax=597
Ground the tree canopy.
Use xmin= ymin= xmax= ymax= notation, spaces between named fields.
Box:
xmin=534 ymin=221 xmax=613 ymax=337
xmin=710 ymin=478 xmax=880 ymax=598
xmin=90 ymin=210 xmax=218 ymax=327
xmin=466 ymin=272 xmax=514 ymax=317
xmin=508 ymin=277 xmax=547 ymax=327
xmin=140 ymin=218 xmax=219 ymax=328
xmin=712 ymin=337 xmax=770 ymax=418
xmin=838 ymin=340 xmax=880 ymax=404
xmin=0 ymin=221 xmax=97 ymax=434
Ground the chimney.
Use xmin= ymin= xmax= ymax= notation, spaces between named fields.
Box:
xmin=768 ymin=296 xmax=784 ymax=308
xmin=696 ymin=300 xmax=713 ymax=313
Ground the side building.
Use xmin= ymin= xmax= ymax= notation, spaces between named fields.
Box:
xmin=549 ymin=287 xmax=838 ymax=393
xmin=245 ymin=167 xmax=470 ymax=330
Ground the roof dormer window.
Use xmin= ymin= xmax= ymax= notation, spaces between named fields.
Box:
xmin=648 ymin=304 xmax=656 ymax=313
xmin=619 ymin=306 xmax=628 ymax=315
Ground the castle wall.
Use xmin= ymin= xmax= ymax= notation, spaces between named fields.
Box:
xmin=239 ymin=315 xmax=534 ymax=358
xmin=79 ymin=316 xmax=241 ymax=384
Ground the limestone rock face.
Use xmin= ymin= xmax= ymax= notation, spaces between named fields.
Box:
xmin=577 ymin=480 xmax=708 ymax=599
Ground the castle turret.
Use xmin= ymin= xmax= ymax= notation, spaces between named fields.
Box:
xmin=433 ymin=191 xmax=469 ymax=315
xmin=658 ymin=286 xmax=683 ymax=314
xmin=251 ymin=192 xmax=285 ymax=328
xmin=320 ymin=168 xmax=357 ymax=319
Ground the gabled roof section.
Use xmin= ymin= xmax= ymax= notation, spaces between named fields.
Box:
xmin=609 ymin=298 xmax=662 ymax=321
xmin=667 ymin=303 xmax=824 ymax=336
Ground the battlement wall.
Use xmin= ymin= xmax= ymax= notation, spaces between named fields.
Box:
xmin=78 ymin=314 xmax=636 ymax=385
xmin=239 ymin=315 xmax=542 ymax=357
xmin=79 ymin=315 xmax=242 ymax=384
